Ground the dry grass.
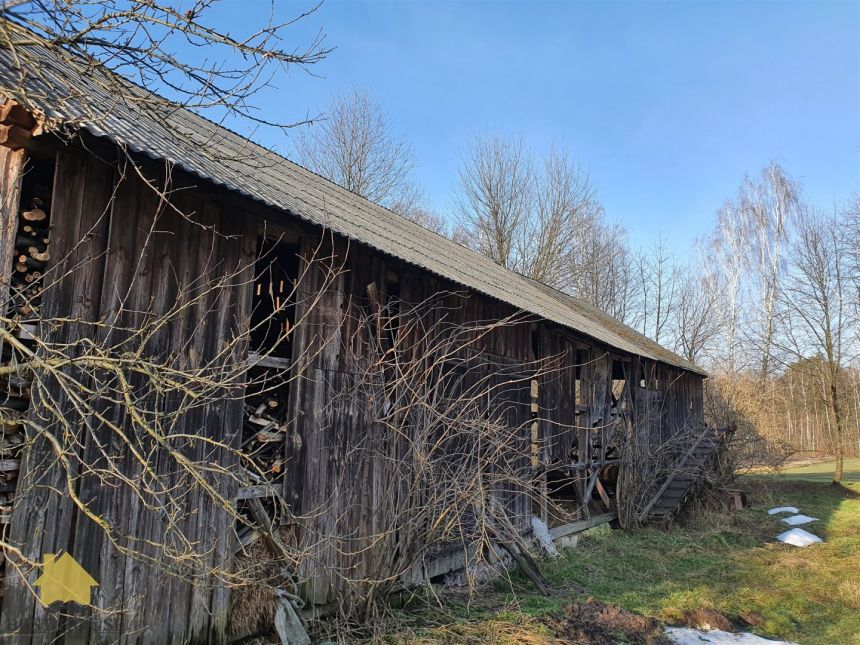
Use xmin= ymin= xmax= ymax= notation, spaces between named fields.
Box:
xmin=228 ymin=541 xmax=279 ymax=638
xmin=380 ymin=613 xmax=557 ymax=645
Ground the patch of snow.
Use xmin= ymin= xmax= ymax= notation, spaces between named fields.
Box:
xmin=776 ymin=527 xmax=823 ymax=547
xmin=531 ymin=516 xmax=559 ymax=558
xmin=780 ymin=514 xmax=818 ymax=526
xmin=666 ymin=627 xmax=799 ymax=644
xmin=767 ymin=506 xmax=799 ymax=515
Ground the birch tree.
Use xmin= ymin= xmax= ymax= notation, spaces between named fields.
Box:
xmin=708 ymin=198 xmax=751 ymax=372
xmin=738 ymin=163 xmax=798 ymax=381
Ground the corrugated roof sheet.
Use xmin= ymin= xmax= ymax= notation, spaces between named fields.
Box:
xmin=0 ymin=36 xmax=705 ymax=375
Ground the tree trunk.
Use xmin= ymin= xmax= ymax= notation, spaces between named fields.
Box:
xmin=833 ymin=447 xmax=844 ymax=484
xmin=829 ymin=379 xmax=845 ymax=485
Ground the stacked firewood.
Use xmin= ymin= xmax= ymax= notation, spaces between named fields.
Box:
xmin=9 ymin=198 xmax=49 ymax=318
xmin=0 ymin=183 xmax=52 ymax=600
xmin=235 ymin=380 xmax=290 ymax=552
xmin=0 ymin=374 xmax=27 ymax=527
xmin=242 ymin=386 xmax=288 ymax=480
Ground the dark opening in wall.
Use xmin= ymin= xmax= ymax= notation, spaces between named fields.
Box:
xmin=0 ymin=154 xmax=56 ymax=608
xmin=239 ymin=237 xmax=301 ymax=490
xmin=383 ymin=269 xmax=400 ymax=345
xmin=6 ymin=156 xmax=54 ymax=320
xmin=249 ymin=237 xmax=301 ymax=361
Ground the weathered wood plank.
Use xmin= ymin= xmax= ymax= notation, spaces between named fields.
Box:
xmin=0 ymin=146 xmax=24 ymax=317
xmin=1 ymin=149 xmax=115 ymax=644
xmin=47 ymin=150 xmax=116 ymax=643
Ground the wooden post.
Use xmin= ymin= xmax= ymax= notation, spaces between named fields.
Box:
xmin=0 ymin=146 xmax=25 ymax=312
xmin=530 ymin=377 xmax=547 ymax=522
xmin=0 ymin=146 xmax=24 ymax=375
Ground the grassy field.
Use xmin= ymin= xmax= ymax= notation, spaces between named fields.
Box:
xmin=384 ymin=476 xmax=860 ymax=644
xmin=778 ymin=458 xmax=860 ymax=484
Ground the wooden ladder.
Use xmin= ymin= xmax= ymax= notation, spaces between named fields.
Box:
xmin=637 ymin=426 xmax=726 ymax=524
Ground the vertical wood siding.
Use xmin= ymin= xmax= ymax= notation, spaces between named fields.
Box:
xmin=1 ymin=150 xmax=256 ymax=644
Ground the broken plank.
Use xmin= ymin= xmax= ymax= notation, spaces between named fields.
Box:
xmin=236 ymin=484 xmax=277 ymax=500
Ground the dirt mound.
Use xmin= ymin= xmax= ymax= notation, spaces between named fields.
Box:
xmin=738 ymin=610 xmax=766 ymax=628
xmin=676 ymin=608 xmax=733 ymax=631
xmin=546 ymin=599 xmax=671 ymax=644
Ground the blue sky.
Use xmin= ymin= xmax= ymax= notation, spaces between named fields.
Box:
xmin=218 ymin=0 xmax=860 ymax=251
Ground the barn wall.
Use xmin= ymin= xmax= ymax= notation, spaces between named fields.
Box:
xmin=0 ymin=139 xmax=708 ymax=638
xmin=278 ymin=231 xmax=708 ymax=604
xmin=282 ymin=239 xmax=538 ymax=603
xmin=1 ymin=148 xmax=257 ymax=644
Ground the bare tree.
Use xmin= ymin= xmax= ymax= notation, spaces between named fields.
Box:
xmin=737 ymin=163 xmax=798 ymax=381
xmin=847 ymin=195 xmax=860 ymax=330
xmin=569 ymin=221 xmax=636 ymax=324
xmin=708 ymin=202 xmax=750 ymax=373
xmin=521 ymin=148 xmax=604 ymax=289
xmin=634 ymin=236 xmax=681 ymax=345
xmin=398 ymin=205 xmax=448 ymax=236
xmin=454 ymin=133 xmax=533 ymax=268
xmin=455 ymin=134 xmax=618 ymax=304
xmin=701 ymin=173 xmax=860 ymax=468
xmin=296 ymin=89 xmax=428 ymax=221
xmin=776 ymin=208 xmax=857 ymax=483
xmin=0 ymin=1 xmax=330 ymax=132
xmin=673 ymin=262 xmax=721 ymax=364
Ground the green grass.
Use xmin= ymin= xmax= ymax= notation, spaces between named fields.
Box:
xmin=388 ymin=477 xmax=860 ymax=644
xmin=779 ymin=458 xmax=860 ymax=484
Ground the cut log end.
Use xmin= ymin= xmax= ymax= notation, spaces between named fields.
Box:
xmin=21 ymin=207 xmax=46 ymax=222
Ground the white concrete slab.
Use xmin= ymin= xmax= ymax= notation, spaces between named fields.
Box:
xmin=667 ymin=627 xmax=799 ymax=644
xmin=767 ymin=506 xmax=799 ymax=515
xmin=776 ymin=528 xmax=823 ymax=547
xmin=780 ymin=514 xmax=817 ymax=526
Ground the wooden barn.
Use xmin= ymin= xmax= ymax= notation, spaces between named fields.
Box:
xmin=0 ymin=36 xmax=716 ymax=644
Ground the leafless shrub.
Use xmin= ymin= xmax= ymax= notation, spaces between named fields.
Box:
xmin=299 ymin=291 xmax=570 ymax=621
xmin=704 ymin=375 xmax=792 ymax=474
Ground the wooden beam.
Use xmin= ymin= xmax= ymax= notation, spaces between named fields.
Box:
xmin=236 ymin=484 xmax=277 ymax=500
xmin=248 ymin=352 xmax=291 ymax=370
xmin=549 ymin=512 xmax=616 ymax=540
xmin=0 ymin=146 xmax=25 ymax=362
xmin=0 ymin=102 xmax=36 ymax=131
xmin=0 ymin=125 xmax=31 ymax=151
xmin=594 ymin=475 xmax=611 ymax=509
